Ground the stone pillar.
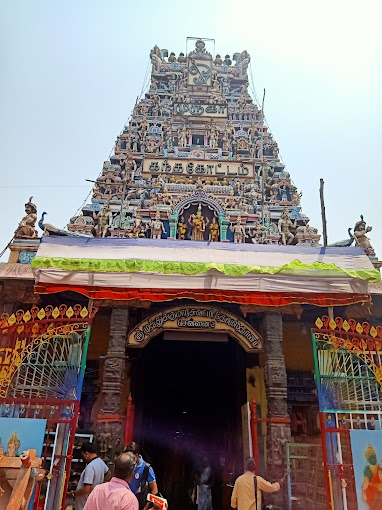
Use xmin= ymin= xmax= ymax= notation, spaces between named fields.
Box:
xmin=263 ymin=312 xmax=290 ymax=504
xmin=96 ymin=307 xmax=128 ymax=465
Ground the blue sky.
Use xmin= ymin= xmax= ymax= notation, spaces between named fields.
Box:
xmin=1 ymin=0 xmax=381 ymax=258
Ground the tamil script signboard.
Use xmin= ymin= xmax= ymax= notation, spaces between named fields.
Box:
xmin=173 ymin=103 xmax=227 ymax=118
xmin=128 ymin=306 xmax=262 ymax=352
xmin=143 ymin=158 xmax=254 ymax=178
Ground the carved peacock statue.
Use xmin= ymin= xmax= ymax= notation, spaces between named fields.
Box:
xmin=38 ymin=211 xmax=59 ymax=235
xmin=38 ymin=212 xmax=91 ymax=237
xmin=328 ymin=227 xmax=354 ymax=247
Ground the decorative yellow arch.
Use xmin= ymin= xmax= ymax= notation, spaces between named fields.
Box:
xmin=128 ymin=305 xmax=262 ymax=352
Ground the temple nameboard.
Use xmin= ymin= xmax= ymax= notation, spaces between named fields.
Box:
xmin=128 ymin=305 xmax=262 ymax=352
xmin=143 ymin=159 xmax=254 ymax=178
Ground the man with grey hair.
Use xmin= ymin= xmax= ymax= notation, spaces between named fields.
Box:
xmin=84 ymin=452 xmax=138 ymax=510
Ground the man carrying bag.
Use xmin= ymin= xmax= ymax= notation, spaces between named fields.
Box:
xmin=231 ymin=457 xmax=285 ymax=510
xmin=124 ymin=442 xmax=158 ymax=510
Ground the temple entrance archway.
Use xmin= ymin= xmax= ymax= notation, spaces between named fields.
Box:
xmin=128 ymin=306 xmax=262 ymax=510
xmin=128 ymin=305 xmax=262 ymax=352
xmin=131 ymin=334 xmax=251 ymax=510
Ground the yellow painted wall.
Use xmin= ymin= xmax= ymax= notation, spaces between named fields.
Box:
xmin=283 ymin=321 xmax=315 ymax=371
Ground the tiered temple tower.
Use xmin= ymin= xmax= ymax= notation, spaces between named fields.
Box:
xmin=67 ymin=39 xmax=320 ymax=246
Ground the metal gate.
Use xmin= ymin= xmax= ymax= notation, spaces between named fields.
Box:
xmin=0 ymin=304 xmax=96 ymax=509
xmin=312 ymin=315 xmax=382 ymax=510
xmin=286 ymin=442 xmax=327 ymax=510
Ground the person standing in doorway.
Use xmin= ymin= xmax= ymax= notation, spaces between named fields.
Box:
xmin=83 ymin=452 xmax=138 ymax=510
xmin=124 ymin=442 xmax=158 ymax=510
xmin=68 ymin=442 xmax=110 ymax=510
xmin=197 ymin=456 xmax=213 ymax=510
xmin=231 ymin=457 xmax=285 ymax=510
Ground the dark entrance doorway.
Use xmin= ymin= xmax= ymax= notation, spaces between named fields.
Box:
xmin=131 ymin=333 xmax=247 ymax=509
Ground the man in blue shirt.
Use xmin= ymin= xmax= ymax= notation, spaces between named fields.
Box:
xmin=124 ymin=442 xmax=158 ymax=510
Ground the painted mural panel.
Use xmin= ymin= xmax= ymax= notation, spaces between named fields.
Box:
xmin=350 ymin=430 xmax=382 ymax=509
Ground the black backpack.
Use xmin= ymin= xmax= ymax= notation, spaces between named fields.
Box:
xmin=136 ymin=463 xmax=151 ymax=510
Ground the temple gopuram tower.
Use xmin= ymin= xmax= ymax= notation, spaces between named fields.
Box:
xmin=67 ymin=38 xmax=314 ymax=244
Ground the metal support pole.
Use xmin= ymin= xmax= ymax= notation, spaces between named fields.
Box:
xmin=124 ymin=394 xmax=135 ymax=447
xmin=250 ymin=398 xmax=259 ymax=472
xmin=320 ymin=412 xmax=333 ymax=510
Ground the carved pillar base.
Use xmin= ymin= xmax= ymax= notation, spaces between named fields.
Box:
xmin=96 ymin=307 xmax=128 ymax=465
xmin=263 ymin=312 xmax=290 ymax=507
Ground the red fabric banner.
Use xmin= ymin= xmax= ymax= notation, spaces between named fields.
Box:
xmin=34 ymin=282 xmax=371 ymax=307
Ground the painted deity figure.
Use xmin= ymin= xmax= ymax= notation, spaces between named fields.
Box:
xmin=209 ymin=216 xmax=220 ymax=242
xmin=188 ymin=205 xmax=208 ymax=241
xmin=278 ymin=207 xmax=296 ymax=245
xmin=222 ymin=127 xmax=231 ymax=152
xmin=14 ymin=197 xmax=38 ymax=238
xmin=178 ymin=124 xmax=188 ymax=148
xmin=225 ymin=188 xmax=240 ymax=210
xmin=230 ymin=215 xmax=247 ymax=243
xmin=251 ymin=221 xmax=266 ymax=244
xmin=169 ymin=73 xmax=178 ymax=93
xmin=93 ymin=200 xmax=113 ymax=237
xmin=5 ymin=433 xmax=20 ymax=457
xmin=151 ymin=212 xmax=165 ymax=239
xmin=129 ymin=214 xmax=146 ymax=238
xmin=177 ymin=216 xmax=187 ymax=240
xmin=241 ymin=81 xmax=250 ymax=98
xmin=149 ymin=192 xmax=158 ymax=207
xmin=272 ymin=141 xmax=279 ymax=160
xmin=361 ymin=444 xmax=382 ymax=507
xmin=139 ymin=113 xmax=149 ymax=139
xmin=354 ymin=216 xmax=376 ymax=257
xmin=208 ymin=123 xmax=218 ymax=149
xmin=159 ymin=185 xmax=172 ymax=206
xmin=248 ymin=121 xmax=257 ymax=143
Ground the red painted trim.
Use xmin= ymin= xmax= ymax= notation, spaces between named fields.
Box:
xmin=97 ymin=414 xmax=122 ymax=423
xmin=34 ymin=283 xmax=371 ymax=307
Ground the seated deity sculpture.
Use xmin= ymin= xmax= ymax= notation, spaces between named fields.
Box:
xmin=14 ymin=197 xmax=38 ymax=238
xmin=278 ymin=207 xmax=296 ymax=245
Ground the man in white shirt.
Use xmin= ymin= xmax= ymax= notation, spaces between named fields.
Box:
xmin=68 ymin=442 xmax=110 ymax=510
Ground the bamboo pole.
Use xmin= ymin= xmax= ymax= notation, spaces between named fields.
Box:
xmin=319 ymin=178 xmax=328 ymax=247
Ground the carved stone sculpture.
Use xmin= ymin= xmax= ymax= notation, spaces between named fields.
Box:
xmin=129 ymin=214 xmax=147 ymax=238
xmin=98 ymin=422 xmax=112 ymax=461
xmin=224 ymin=188 xmax=240 ymax=210
xmin=158 ymin=186 xmax=172 ymax=206
xmin=97 ymin=307 xmax=129 ymax=467
xmin=93 ymin=200 xmax=113 ymax=237
xmin=14 ymin=197 xmax=38 ymax=238
xmin=230 ymin=216 xmax=247 ymax=243
xmin=208 ymin=216 xmax=220 ymax=242
xmin=263 ymin=313 xmax=290 ymax=505
xmin=251 ymin=221 xmax=266 ymax=244
xmin=178 ymin=216 xmax=187 ymax=240
xmin=354 ymin=215 xmax=376 ymax=257
xmin=188 ymin=205 xmax=208 ymax=241
xmin=150 ymin=212 xmax=165 ymax=239
xmin=278 ymin=207 xmax=296 ymax=245
xmin=178 ymin=123 xmax=188 ymax=148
